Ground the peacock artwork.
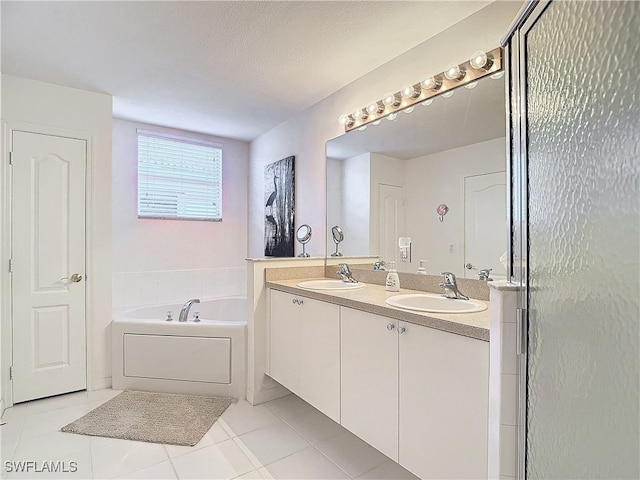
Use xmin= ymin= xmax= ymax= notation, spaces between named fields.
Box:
xmin=264 ymin=156 xmax=295 ymax=257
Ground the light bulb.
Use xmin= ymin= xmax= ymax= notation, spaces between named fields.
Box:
xmin=367 ymin=101 xmax=383 ymax=115
xmin=387 ymin=113 xmax=398 ymax=121
xmin=465 ymin=81 xmax=479 ymax=89
xmin=444 ymin=63 xmax=465 ymax=81
xmin=491 ymin=71 xmax=505 ymax=80
xmin=353 ymin=108 xmax=367 ymax=120
xmin=372 ymin=119 xmax=381 ymax=126
xmin=442 ymin=90 xmax=454 ymax=98
xmin=338 ymin=114 xmax=354 ymax=128
xmin=382 ymin=92 xmax=400 ymax=107
xmin=421 ymin=99 xmax=433 ymax=106
xmin=470 ymin=51 xmax=493 ymax=70
xmin=421 ymin=75 xmax=441 ymax=91
xmin=403 ymin=106 xmax=414 ymax=114
xmin=358 ymin=125 xmax=367 ymax=131
xmin=401 ymin=84 xmax=420 ymax=99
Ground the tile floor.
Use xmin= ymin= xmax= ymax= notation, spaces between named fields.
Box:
xmin=1 ymin=389 xmax=418 ymax=480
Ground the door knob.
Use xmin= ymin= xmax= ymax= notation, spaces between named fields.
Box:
xmin=465 ymin=263 xmax=475 ymax=270
xmin=70 ymin=273 xmax=83 ymax=283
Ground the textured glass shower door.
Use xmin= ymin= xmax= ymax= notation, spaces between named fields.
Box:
xmin=520 ymin=1 xmax=639 ymax=477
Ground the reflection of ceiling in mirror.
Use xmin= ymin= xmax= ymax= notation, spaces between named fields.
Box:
xmin=327 ymin=76 xmax=505 ymax=160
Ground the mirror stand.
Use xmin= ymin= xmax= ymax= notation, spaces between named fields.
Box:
xmin=296 ymin=224 xmax=312 ymax=258
xmin=330 ymin=225 xmax=344 ymax=257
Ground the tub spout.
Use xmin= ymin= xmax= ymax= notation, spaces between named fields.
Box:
xmin=179 ymin=298 xmax=200 ymax=322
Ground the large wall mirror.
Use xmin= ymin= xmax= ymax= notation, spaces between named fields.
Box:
xmin=326 ymin=75 xmax=507 ymax=279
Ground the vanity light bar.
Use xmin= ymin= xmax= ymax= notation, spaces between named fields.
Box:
xmin=340 ymin=47 xmax=503 ymax=132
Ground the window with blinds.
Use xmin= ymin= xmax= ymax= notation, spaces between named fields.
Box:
xmin=137 ymin=130 xmax=222 ymax=221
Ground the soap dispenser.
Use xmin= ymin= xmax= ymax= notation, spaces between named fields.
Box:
xmin=385 ymin=261 xmax=400 ymax=292
xmin=417 ymin=260 xmax=428 ymax=275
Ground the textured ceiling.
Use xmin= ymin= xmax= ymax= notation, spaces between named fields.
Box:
xmin=1 ymin=1 xmax=491 ymax=141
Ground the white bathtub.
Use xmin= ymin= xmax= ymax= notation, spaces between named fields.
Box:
xmin=112 ymin=297 xmax=247 ymax=398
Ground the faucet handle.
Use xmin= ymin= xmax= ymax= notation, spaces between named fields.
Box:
xmin=478 ymin=269 xmax=493 ymax=281
xmin=441 ymin=272 xmax=456 ymax=283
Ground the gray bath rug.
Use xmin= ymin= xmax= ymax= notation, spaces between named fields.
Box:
xmin=61 ymin=390 xmax=232 ymax=446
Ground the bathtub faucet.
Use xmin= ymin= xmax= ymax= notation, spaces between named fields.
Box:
xmin=179 ymin=298 xmax=200 ymax=322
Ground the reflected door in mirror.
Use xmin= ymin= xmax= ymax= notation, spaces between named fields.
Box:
xmin=379 ymin=184 xmax=405 ymax=267
xmin=463 ymin=171 xmax=506 ymax=279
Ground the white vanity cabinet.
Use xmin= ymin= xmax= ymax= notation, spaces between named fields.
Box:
xmin=268 ymin=286 xmax=489 ymax=479
xmin=269 ymin=289 xmax=341 ymax=421
xmin=269 ymin=289 xmax=300 ymax=391
xmin=341 ymin=308 xmax=399 ymax=461
xmin=399 ymin=320 xmax=489 ymax=479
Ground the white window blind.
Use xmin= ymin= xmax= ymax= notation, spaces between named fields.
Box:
xmin=137 ymin=130 xmax=222 ymax=221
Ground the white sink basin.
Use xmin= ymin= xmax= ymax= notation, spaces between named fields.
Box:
xmin=385 ymin=293 xmax=487 ymax=314
xmin=297 ymin=279 xmax=366 ymax=291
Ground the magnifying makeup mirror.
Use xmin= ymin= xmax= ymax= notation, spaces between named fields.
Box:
xmin=331 ymin=225 xmax=344 ymax=257
xmin=296 ymin=224 xmax=312 ymax=257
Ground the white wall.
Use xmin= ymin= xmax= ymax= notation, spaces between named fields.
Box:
xmin=248 ymin=1 xmax=523 ymax=258
xmin=340 ymin=153 xmax=370 ymax=256
xmin=328 ymin=152 xmax=406 ymax=259
xmin=111 ymin=119 xmax=249 ymax=306
xmin=1 ymin=74 xmax=113 ymax=392
xmin=405 ymin=137 xmax=505 ymax=276
xmin=326 ymin=157 xmax=342 ymax=251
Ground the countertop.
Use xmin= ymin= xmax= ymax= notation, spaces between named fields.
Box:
xmin=266 ymin=278 xmax=490 ymax=342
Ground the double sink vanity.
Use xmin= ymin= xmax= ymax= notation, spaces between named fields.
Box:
xmin=265 ymin=264 xmax=490 ymax=479
xmin=298 ymin=278 xmax=487 ymax=314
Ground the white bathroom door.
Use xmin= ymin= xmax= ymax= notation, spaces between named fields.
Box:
xmin=463 ymin=172 xmax=506 ymax=279
xmin=11 ymin=130 xmax=87 ymax=403
xmin=378 ymin=184 xmax=405 ymax=268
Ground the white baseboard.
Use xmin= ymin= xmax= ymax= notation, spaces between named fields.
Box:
xmin=247 ymin=384 xmax=290 ymax=406
xmin=91 ymin=377 xmax=112 ymax=391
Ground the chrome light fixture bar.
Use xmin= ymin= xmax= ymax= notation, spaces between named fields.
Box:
xmin=340 ymin=47 xmax=503 ymax=132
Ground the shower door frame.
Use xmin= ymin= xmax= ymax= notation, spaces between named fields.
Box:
xmin=503 ymin=1 xmax=552 ymax=479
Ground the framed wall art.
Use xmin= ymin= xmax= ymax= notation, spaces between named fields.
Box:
xmin=264 ymin=155 xmax=295 ymax=257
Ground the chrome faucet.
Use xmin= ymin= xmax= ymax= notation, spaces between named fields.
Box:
xmin=439 ymin=272 xmax=469 ymax=300
xmin=373 ymin=260 xmax=386 ymax=271
xmin=477 ymin=268 xmax=493 ymax=281
xmin=337 ymin=263 xmax=358 ymax=283
xmin=179 ymin=298 xmax=200 ymax=322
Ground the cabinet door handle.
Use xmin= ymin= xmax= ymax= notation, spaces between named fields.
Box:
xmin=386 ymin=323 xmax=395 ymax=331
xmin=292 ymin=298 xmax=304 ymax=306
xmin=398 ymin=326 xmax=406 ymax=334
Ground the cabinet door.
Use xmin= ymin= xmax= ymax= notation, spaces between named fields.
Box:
xmin=269 ymin=290 xmax=300 ymax=394
xmin=341 ymin=308 xmax=398 ymax=461
xmin=399 ymin=321 xmax=489 ymax=479
xmin=299 ymin=297 xmax=341 ymax=422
